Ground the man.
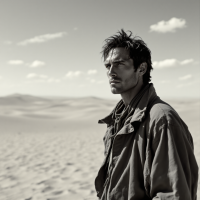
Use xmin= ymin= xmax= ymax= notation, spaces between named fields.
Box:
xmin=95 ymin=29 xmax=198 ymax=200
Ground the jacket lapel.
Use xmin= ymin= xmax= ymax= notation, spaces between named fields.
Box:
xmin=98 ymin=84 xmax=158 ymax=129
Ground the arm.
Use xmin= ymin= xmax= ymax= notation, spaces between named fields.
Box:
xmin=149 ymin=117 xmax=198 ymax=200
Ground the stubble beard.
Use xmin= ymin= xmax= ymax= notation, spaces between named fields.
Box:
xmin=110 ymin=85 xmax=122 ymax=94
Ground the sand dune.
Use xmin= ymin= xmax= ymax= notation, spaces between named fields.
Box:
xmin=0 ymin=94 xmax=199 ymax=200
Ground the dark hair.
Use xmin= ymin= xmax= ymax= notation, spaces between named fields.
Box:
xmin=102 ymin=29 xmax=153 ymax=84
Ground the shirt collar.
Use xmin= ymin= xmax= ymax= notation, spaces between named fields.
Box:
xmin=98 ymin=83 xmax=158 ymax=126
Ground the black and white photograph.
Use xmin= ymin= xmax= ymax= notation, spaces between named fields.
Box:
xmin=0 ymin=0 xmax=199 ymax=200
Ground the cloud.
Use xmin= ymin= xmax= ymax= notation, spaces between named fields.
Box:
xmin=8 ymin=60 xmax=46 ymax=67
xmin=30 ymin=60 xmax=45 ymax=68
xmin=8 ymin=60 xmax=24 ymax=65
xmin=26 ymin=73 xmax=48 ymax=79
xmin=179 ymin=74 xmax=192 ymax=81
xmin=153 ymin=58 xmax=195 ymax=68
xmin=73 ymin=27 xmax=78 ymax=31
xmin=26 ymin=73 xmax=38 ymax=79
xmin=150 ymin=17 xmax=186 ymax=33
xmin=176 ymin=80 xmax=198 ymax=88
xmin=180 ymin=59 xmax=194 ymax=65
xmin=87 ymin=69 xmax=97 ymax=75
xmin=18 ymin=32 xmax=67 ymax=46
xmin=86 ymin=77 xmax=105 ymax=84
xmin=26 ymin=73 xmax=60 ymax=83
xmin=153 ymin=59 xmax=178 ymax=68
xmin=65 ymin=71 xmax=82 ymax=78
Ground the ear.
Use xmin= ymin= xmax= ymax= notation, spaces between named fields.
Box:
xmin=138 ymin=62 xmax=147 ymax=76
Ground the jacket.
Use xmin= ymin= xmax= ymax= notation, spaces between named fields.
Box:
xmin=95 ymin=84 xmax=198 ymax=200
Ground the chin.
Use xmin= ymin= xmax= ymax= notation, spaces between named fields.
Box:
xmin=111 ymin=88 xmax=121 ymax=94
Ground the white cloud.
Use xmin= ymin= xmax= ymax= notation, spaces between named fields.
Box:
xmin=26 ymin=74 xmax=60 ymax=83
xmin=176 ymin=79 xmax=199 ymax=88
xmin=26 ymin=73 xmax=48 ymax=79
xmin=30 ymin=60 xmax=46 ymax=68
xmin=73 ymin=27 xmax=78 ymax=31
xmin=176 ymin=81 xmax=195 ymax=88
xmin=86 ymin=77 xmax=105 ymax=84
xmin=150 ymin=17 xmax=186 ymax=33
xmin=153 ymin=58 xmax=195 ymax=69
xmin=65 ymin=71 xmax=82 ymax=78
xmin=8 ymin=60 xmax=24 ymax=65
xmin=87 ymin=69 xmax=97 ymax=75
xmin=153 ymin=59 xmax=178 ymax=68
xmin=180 ymin=59 xmax=194 ymax=65
xmin=26 ymin=73 xmax=37 ymax=79
xmin=179 ymin=74 xmax=192 ymax=81
xmin=18 ymin=32 xmax=67 ymax=46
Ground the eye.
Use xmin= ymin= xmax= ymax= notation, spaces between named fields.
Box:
xmin=116 ymin=61 xmax=125 ymax=66
xmin=105 ymin=64 xmax=111 ymax=69
xmin=116 ymin=62 xmax=121 ymax=66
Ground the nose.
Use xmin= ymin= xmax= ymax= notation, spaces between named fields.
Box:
xmin=107 ymin=65 xmax=116 ymax=78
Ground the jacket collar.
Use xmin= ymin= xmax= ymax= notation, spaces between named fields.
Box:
xmin=98 ymin=83 xmax=158 ymax=126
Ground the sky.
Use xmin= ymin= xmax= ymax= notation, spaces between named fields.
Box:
xmin=0 ymin=0 xmax=199 ymax=99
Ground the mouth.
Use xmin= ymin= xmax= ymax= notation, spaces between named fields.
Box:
xmin=109 ymin=79 xmax=121 ymax=84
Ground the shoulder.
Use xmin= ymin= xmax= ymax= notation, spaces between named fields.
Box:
xmin=148 ymin=99 xmax=183 ymax=128
xmin=147 ymin=99 xmax=191 ymax=141
xmin=147 ymin=100 xmax=194 ymax=151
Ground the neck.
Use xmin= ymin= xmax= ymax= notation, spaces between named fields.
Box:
xmin=121 ymin=82 xmax=144 ymax=106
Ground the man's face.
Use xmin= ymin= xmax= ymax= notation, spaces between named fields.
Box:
xmin=104 ymin=47 xmax=139 ymax=94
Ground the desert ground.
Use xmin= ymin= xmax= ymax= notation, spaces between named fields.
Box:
xmin=0 ymin=94 xmax=199 ymax=200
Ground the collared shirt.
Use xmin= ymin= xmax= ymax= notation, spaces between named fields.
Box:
xmin=95 ymin=83 xmax=199 ymax=200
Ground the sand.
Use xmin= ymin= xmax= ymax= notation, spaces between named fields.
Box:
xmin=0 ymin=94 xmax=199 ymax=200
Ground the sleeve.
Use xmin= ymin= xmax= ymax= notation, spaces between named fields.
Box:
xmin=149 ymin=116 xmax=198 ymax=200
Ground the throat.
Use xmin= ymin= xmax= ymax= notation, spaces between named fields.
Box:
xmin=121 ymin=83 xmax=144 ymax=106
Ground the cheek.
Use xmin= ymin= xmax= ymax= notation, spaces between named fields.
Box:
xmin=123 ymin=71 xmax=137 ymax=85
